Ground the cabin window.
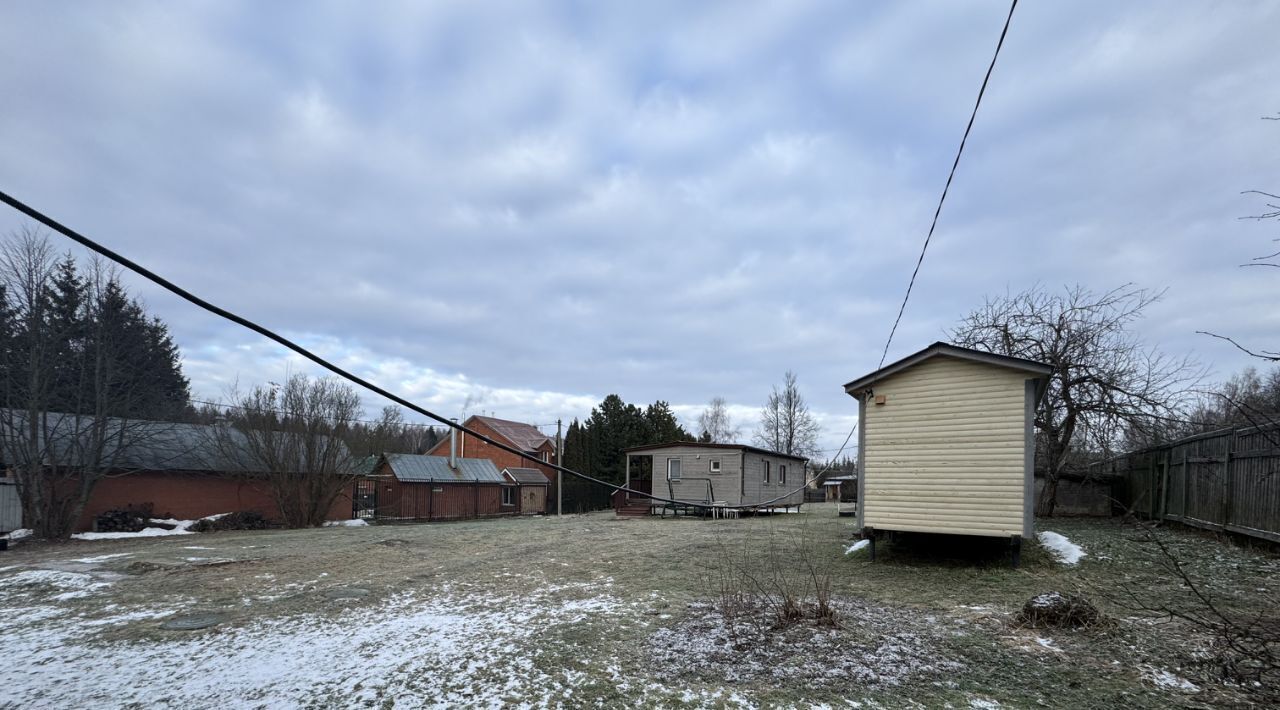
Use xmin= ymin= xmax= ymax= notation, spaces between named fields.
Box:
xmin=763 ymin=460 xmax=771 ymax=484
xmin=779 ymin=464 xmax=787 ymax=485
xmin=502 ymin=486 xmax=515 ymax=506
xmin=667 ymin=458 xmax=682 ymax=481
xmin=539 ymin=450 xmax=550 ymax=463
xmin=709 ymin=458 xmax=721 ymax=474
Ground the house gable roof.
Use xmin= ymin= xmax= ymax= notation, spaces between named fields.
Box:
xmin=468 ymin=415 xmax=552 ymax=452
xmin=843 ymin=341 xmax=1052 ymax=397
xmin=503 ymin=467 xmax=550 ymax=485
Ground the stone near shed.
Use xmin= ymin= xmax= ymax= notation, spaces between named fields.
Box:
xmin=161 ymin=612 xmax=229 ymax=631
xmin=323 ymin=587 xmax=372 ymax=600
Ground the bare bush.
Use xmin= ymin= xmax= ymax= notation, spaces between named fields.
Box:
xmin=702 ymin=522 xmax=838 ymax=630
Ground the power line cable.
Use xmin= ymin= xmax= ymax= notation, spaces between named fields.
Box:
xmin=0 ymin=190 xmax=713 ymax=511
xmin=747 ymin=0 xmax=1020 ymax=510
xmin=0 ymin=1 xmax=1018 ymax=514
xmin=878 ymin=0 xmax=1019 ymax=369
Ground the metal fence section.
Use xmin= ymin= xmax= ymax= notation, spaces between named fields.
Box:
xmin=1094 ymin=423 xmax=1280 ymax=544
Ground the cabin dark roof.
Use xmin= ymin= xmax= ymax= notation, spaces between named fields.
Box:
xmin=382 ymin=453 xmax=504 ymax=483
xmin=502 ymin=467 xmax=550 ymax=485
xmin=621 ymin=441 xmax=808 ymax=462
xmin=843 ymin=341 xmax=1052 ymax=396
xmin=470 ymin=415 xmax=552 ymax=451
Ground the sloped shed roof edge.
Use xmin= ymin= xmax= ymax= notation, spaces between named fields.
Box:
xmin=843 ymin=341 xmax=1052 ymax=397
xmin=503 ymin=467 xmax=550 ymax=485
xmin=384 ymin=453 xmax=504 ymax=483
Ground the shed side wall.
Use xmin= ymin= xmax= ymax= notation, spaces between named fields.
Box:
xmin=862 ymin=356 xmax=1030 ymax=538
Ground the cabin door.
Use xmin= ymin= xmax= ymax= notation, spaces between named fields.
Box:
xmin=627 ymin=455 xmax=652 ymax=498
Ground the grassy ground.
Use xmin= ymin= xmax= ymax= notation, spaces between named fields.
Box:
xmin=0 ymin=505 xmax=1276 ymax=708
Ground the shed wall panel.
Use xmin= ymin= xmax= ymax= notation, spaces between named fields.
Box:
xmin=862 ymin=356 xmax=1033 ymax=538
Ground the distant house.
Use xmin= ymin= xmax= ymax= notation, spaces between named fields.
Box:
xmin=843 ymin=342 xmax=1051 ymax=549
xmin=502 ymin=467 xmax=550 ymax=515
xmin=425 ymin=415 xmax=558 ymax=492
xmin=0 ymin=410 xmax=363 ymax=531
xmin=619 ymin=442 xmax=807 ymax=515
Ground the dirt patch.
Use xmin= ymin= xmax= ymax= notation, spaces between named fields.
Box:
xmin=649 ymin=598 xmax=964 ymax=689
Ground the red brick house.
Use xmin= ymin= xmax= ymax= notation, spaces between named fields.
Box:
xmin=426 ymin=415 xmax=558 ymax=494
xmin=1 ymin=411 xmax=361 ymax=531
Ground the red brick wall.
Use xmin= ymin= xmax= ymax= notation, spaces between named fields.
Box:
xmin=426 ymin=418 xmax=559 ymax=489
xmin=76 ymin=471 xmax=355 ymax=532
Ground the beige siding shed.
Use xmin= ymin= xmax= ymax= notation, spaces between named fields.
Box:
xmin=844 ymin=342 xmax=1051 ymax=539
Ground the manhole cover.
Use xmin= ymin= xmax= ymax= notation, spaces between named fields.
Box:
xmin=161 ymin=613 xmax=228 ymax=631
xmin=323 ymin=587 xmax=372 ymax=600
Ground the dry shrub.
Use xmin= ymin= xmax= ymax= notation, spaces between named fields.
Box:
xmin=1016 ymin=591 xmax=1104 ymax=629
xmin=702 ymin=522 xmax=839 ymax=631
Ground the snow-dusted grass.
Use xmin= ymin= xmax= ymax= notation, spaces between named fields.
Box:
xmin=1037 ymin=531 xmax=1086 ymax=565
xmin=0 ymin=509 xmax=1272 ymax=707
xmin=0 ymin=583 xmax=625 ymax=707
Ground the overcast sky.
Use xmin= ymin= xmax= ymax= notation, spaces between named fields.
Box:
xmin=2 ymin=1 xmax=1277 ymax=455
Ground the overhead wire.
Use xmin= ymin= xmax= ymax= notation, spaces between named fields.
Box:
xmin=0 ymin=1 xmax=1018 ymax=514
xmin=745 ymin=0 xmax=1020 ymax=510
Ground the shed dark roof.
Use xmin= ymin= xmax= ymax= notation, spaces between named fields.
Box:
xmin=382 ymin=453 xmax=504 ymax=483
xmin=470 ymin=415 xmax=552 ymax=452
xmin=503 ymin=467 xmax=550 ymax=485
xmin=843 ymin=341 xmax=1052 ymax=397
xmin=0 ymin=409 xmax=359 ymax=474
xmin=621 ymin=441 xmax=808 ymax=462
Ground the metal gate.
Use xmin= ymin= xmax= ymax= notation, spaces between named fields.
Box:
xmin=353 ymin=480 xmax=377 ymax=520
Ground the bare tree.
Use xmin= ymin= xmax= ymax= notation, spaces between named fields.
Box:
xmin=753 ymin=371 xmax=820 ymax=457
xmin=213 ymin=374 xmax=364 ymax=528
xmin=697 ymin=396 xmax=741 ymax=443
xmin=0 ymin=229 xmax=184 ymax=538
xmin=949 ymin=285 xmax=1202 ymax=515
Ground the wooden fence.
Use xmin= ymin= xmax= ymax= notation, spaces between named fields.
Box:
xmin=1092 ymin=423 xmax=1280 ymax=544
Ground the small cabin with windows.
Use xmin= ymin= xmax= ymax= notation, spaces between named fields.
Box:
xmin=618 ymin=442 xmax=807 ymax=515
xmin=844 ymin=342 xmax=1051 ymax=557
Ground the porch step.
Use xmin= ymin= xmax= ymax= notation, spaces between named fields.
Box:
xmin=616 ymin=500 xmax=651 ymax=517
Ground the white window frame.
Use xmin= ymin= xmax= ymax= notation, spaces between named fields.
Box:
xmin=709 ymin=458 xmax=721 ymax=474
xmin=667 ymin=457 xmax=682 ymax=481
xmin=502 ymin=486 xmax=515 ymax=506
xmin=763 ymin=460 xmax=771 ymax=484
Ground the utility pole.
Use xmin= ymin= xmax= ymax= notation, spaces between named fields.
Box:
xmin=555 ymin=418 xmax=563 ymax=517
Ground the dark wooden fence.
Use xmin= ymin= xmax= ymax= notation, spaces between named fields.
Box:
xmin=1093 ymin=423 xmax=1280 ymax=544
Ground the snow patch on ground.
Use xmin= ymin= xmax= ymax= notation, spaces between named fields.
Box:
xmin=1143 ymin=666 xmax=1200 ymax=692
xmin=6 ymin=528 xmax=32 ymax=541
xmin=71 ymin=514 xmax=233 ymax=541
xmin=0 ymin=569 xmax=113 ymax=600
xmin=844 ymin=539 xmax=870 ymax=556
xmin=0 ymin=580 xmax=628 ymax=707
xmin=1037 ymin=531 xmax=1086 ymax=565
xmin=69 ymin=553 xmax=134 ymax=564
xmin=323 ymin=519 xmax=369 ymax=527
